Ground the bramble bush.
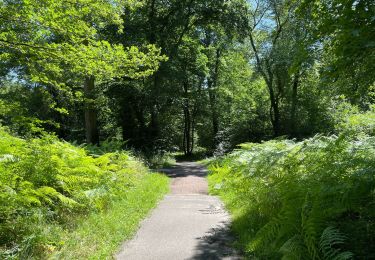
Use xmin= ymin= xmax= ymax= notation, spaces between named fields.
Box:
xmin=208 ymin=110 xmax=375 ymax=259
xmin=0 ymin=128 xmax=160 ymax=258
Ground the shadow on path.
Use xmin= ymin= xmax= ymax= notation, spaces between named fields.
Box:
xmin=190 ymin=222 xmax=241 ymax=260
xmin=159 ymin=162 xmax=208 ymax=178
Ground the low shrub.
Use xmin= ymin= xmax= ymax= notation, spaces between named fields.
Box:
xmin=146 ymin=152 xmax=176 ymax=169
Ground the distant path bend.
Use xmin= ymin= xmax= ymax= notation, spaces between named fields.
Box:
xmin=116 ymin=161 xmax=241 ymax=260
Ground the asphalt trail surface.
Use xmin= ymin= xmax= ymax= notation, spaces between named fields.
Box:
xmin=116 ymin=162 xmax=241 ymax=260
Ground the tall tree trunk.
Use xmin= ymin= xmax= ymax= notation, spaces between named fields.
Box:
xmin=182 ymin=112 xmax=186 ymax=154
xmin=182 ymin=81 xmax=192 ymax=155
xmin=190 ymin=100 xmax=199 ymax=155
xmin=84 ymin=76 xmax=99 ymax=145
xmin=250 ymin=33 xmax=282 ymax=137
xmin=148 ymin=74 xmax=161 ymax=146
xmin=184 ymin=106 xmax=191 ymax=155
xmin=183 ymin=106 xmax=192 ymax=155
xmin=290 ymin=71 xmax=300 ymax=136
xmin=208 ymin=80 xmax=218 ymax=136
xmin=267 ymin=80 xmax=281 ymax=137
xmin=147 ymin=0 xmax=161 ymax=149
xmin=208 ymin=48 xmax=220 ymax=142
xmin=272 ymin=99 xmax=281 ymax=137
xmin=191 ymin=113 xmax=195 ymax=154
xmin=183 ymin=82 xmax=195 ymax=155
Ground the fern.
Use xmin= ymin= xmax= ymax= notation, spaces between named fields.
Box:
xmin=279 ymin=235 xmax=305 ymax=260
xmin=250 ymin=216 xmax=283 ymax=253
xmin=208 ymin=132 xmax=375 ymax=259
xmin=319 ymin=227 xmax=353 ymax=260
xmin=0 ymin=127 xmax=154 ymax=258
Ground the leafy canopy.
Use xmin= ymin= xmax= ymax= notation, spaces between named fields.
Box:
xmin=0 ymin=0 xmax=166 ymax=85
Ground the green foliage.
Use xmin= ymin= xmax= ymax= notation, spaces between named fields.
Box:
xmin=0 ymin=0 xmax=166 ymax=86
xmin=331 ymin=101 xmax=375 ymax=136
xmin=299 ymin=0 xmax=375 ymax=99
xmin=0 ymin=128 xmax=167 ymax=259
xmin=0 ymin=0 xmax=374 ymax=257
xmin=0 ymin=81 xmax=61 ymax=137
xmin=208 ymin=116 xmax=375 ymax=258
xmin=146 ymin=152 xmax=176 ymax=169
xmin=50 ymin=172 xmax=169 ymax=259
xmin=319 ymin=227 xmax=353 ymax=260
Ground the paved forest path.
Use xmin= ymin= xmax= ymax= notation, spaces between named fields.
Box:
xmin=116 ymin=161 xmax=241 ymax=260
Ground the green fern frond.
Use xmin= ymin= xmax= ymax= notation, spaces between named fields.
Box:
xmin=280 ymin=235 xmax=305 ymax=260
xmin=319 ymin=227 xmax=353 ymax=260
xmin=249 ymin=216 xmax=283 ymax=252
xmin=36 ymin=186 xmax=78 ymax=207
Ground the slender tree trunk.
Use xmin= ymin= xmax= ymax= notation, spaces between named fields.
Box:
xmin=182 ymin=81 xmax=193 ymax=155
xmin=183 ymin=106 xmax=191 ymax=155
xmin=208 ymin=80 xmax=218 ymax=135
xmin=272 ymin=100 xmax=281 ymax=136
xmin=290 ymin=72 xmax=300 ymax=136
xmin=190 ymin=100 xmax=199 ymax=155
xmin=185 ymin=106 xmax=191 ymax=155
xmin=191 ymin=113 xmax=195 ymax=154
xmin=267 ymin=80 xmax=281 ymax=137
xmin=147 ymin=0 xmax=161 ymax=148
xmin=208 ymin=48 xmax=220 ymax=141
xmin=184 ymin=82 xmax=191 ymax=155
xmin=250 ymin=33 xmax=282 ymax=137
xmin=148 ymin=75 xmax=161 ymax=145
xmin=182 ymin=111 xmax=186 ymax=153
xmin=84 ymin=76 xmax=99 ymax=145
xmin=263 ymin=70 xmax=282 ymax=137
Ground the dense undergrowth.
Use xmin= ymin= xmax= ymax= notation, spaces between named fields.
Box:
xmin=208 ymin=113 xmax=375 ymax=259
xmin=0 ymin=129 xmax=169 ymax=259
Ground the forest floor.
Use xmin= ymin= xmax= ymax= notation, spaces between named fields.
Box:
xmin=116 ymin=161 xmax=241 ymax=260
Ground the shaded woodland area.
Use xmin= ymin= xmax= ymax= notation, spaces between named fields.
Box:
xmin=1 ymin=0 xmax=373 ymax=155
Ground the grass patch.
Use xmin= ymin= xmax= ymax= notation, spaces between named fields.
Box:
xmin=50 ymin=173 xmax=169 ymax=259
